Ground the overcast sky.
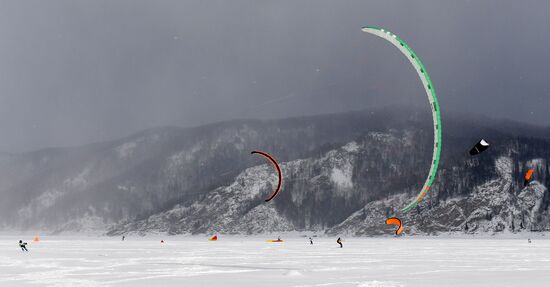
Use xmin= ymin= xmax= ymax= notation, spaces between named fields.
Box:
xmin=0 ymin=0 xmax=548 ymax=152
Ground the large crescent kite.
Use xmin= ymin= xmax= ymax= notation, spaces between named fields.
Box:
xmin=251 ymin=150 xmax=283 ymax=202
xmin=362 ymin=26 xmax=442 ymax=213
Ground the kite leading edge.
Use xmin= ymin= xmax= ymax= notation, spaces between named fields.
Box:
xmin=362 ymin=26 xmax=442 ymax=213
xmin=251 ymin=150 xmax=283 ymax=202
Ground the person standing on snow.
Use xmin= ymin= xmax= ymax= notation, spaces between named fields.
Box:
xmin=336 ymin=237 xmax=343 ymax=248
xmin=309 ymin=237 xmax=313 ymax=245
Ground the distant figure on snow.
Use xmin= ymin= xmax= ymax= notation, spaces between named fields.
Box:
xmin=528 ymin=238 xmax=532 ymax=243
xmin=122 ymin=236 xmax=125 ymax=241
xmin=309 ymin=237 xmax=313 ymax=245
xmin=337 ymin=237 xmax=343 ymax=248
xmin=19 ymin=240 xmax=28 ymax=251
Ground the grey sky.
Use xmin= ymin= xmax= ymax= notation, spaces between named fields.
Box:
xmin=0 ymin=0 xmax=549 ymax=152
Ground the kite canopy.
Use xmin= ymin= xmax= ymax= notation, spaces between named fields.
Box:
xmin=362 ymin=26 xmax=442 ymax=213
xmin=524 ymin=169 xmax=534 ymax=186
xmin=251 ymin=150 xmax=283 ymax=202
xmin=385 ymin=217 xmax=404 ymax=235
xmin=469 ymin=139 xmax=490 ymax=156
xmin=267 ymin=239 xmax=284 ymax=243
xmin=209 ymin=235 xmax=218 ymax=241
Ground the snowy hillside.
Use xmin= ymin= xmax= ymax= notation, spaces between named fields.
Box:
xmin=0 ymin=108 xmax=549 ymax=235
xmin=328 ymin=156 xmax=549 ymax=236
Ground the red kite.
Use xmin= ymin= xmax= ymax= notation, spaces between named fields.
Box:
xmin=385 ymin=217 xmax=404 ymax=235
xmin=251 ymin=151 xmax=282 ymax=202
xmin=524 ymin=169 xmax=534 ymax=186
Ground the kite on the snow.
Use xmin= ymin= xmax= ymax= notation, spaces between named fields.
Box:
xmin=266 ymin=239 xmax=284 ymax=243
xmin=362 ymin=26 xmax=442 ymax=213
xmin=251 ymin=150 xmax=283 ymax=202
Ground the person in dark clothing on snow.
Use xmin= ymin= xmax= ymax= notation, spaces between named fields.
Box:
xmin=19 ymin=240 xmax=28 ymax=251
xmin=309 ymin=237 xmax=313 ymax=245
xmin=337 ymin=237 xmax=343 ymax=248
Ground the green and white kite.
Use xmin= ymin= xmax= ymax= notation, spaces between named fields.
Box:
xmin=362 ymin=26 xmax=442 ymax=213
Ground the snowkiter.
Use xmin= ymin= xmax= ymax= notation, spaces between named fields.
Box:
xmin=337 ymin=237 xmax=343 ymax=248
xmin=19 ymin=240 xmax=28 ymax=251
xmin=309 ymin=237 xmax=313 ymax=245
xmin=122 ymin=236 xmax=125 ymax=241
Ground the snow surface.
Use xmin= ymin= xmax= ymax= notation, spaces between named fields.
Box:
xmin=1 ymin=236 xmax=549 ymax=286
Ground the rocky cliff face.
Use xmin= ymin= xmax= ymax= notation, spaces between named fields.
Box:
xmin=0 ymin=108 xmax=549 ymax=235
xmin=328 ymin=156 xmax=549 ymax=235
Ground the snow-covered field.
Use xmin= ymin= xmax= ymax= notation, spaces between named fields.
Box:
xmin=1 ymin=236 xmax=549 ymax=286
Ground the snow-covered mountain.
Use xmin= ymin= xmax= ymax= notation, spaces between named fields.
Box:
xmin=1 ymin=108 xmax=549 ymax=235
xmin=328 ymin=156 xmax=549 ymax=236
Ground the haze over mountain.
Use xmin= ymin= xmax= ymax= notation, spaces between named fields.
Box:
xmin=1 ymin=108 xmax=548 ymax=236
xmin=1 ymin=0 xmax=549 ymax=152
